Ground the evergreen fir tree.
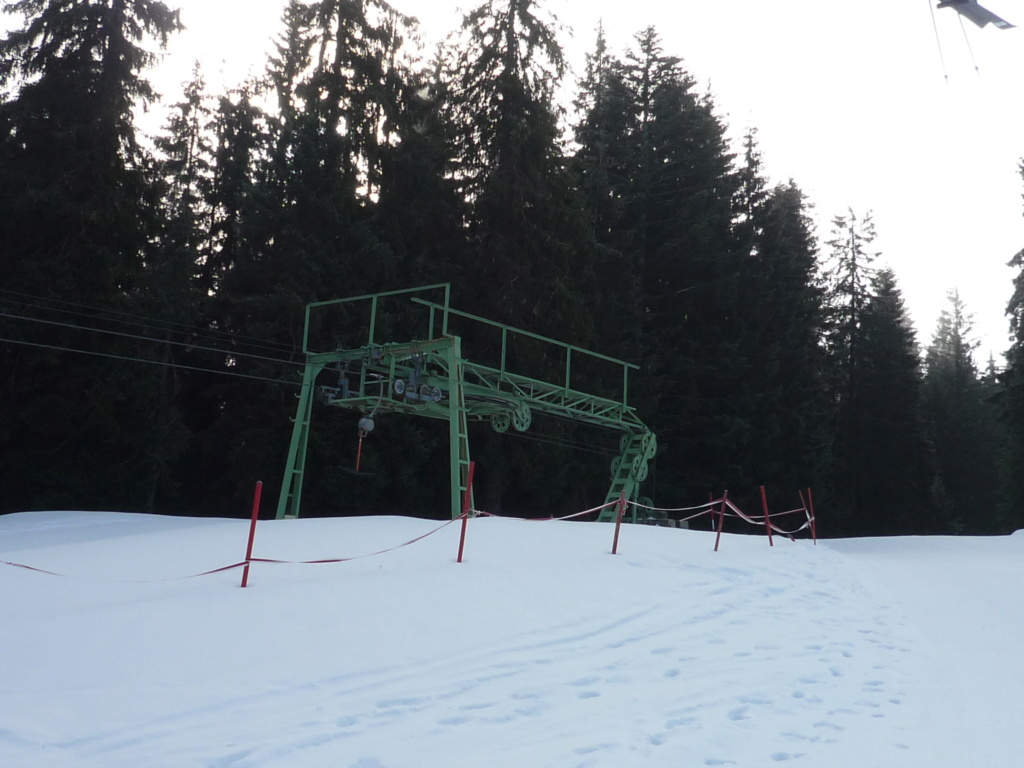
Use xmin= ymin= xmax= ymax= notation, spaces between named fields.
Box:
xmin=732 ymin=137 xmax=831 ymax=508
xmin=822 ymin=208 xmax=879 ymax=531
xmin=622 ymin=28 xmax=740 ymax=505
xmin=923 ymin=290 xmax=1002 ymax=533
xmin=0 ymin=0 xmax=184 ymax=512
xmin=856 ymin=269 xmax=934 ymax=534
xmin=1001 ymin=213 xmax=1024 ymax=530
xmin=443 ymin=0 xmax=594 ymax=340
xmin=570 ymin=24 xmax=640 ymax=358
xmin=187 ymin=1 xmax=449 ymax=517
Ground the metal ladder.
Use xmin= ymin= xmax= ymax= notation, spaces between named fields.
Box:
xmin=275 ymin=364 xmax=323 ymax=520
xmin=597 ymin=431 xmax=657 ymax=522
xmin=447 ymin=336 xmax=474 ymax=518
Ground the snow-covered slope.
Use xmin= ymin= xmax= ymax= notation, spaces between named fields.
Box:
xmin=2 ymin=511 xmax=1021 ymax=767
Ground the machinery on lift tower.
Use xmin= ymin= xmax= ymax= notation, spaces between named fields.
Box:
xmin=275 ymin=284 xmax=657 ymax=523
xmin=937 ymin=0 xmax=1014 ymax=30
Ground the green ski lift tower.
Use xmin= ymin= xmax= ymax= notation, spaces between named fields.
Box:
xmin=275 ymin=285 xmax=656 ymax=522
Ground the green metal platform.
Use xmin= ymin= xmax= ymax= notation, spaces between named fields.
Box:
xmin=275 ymin=284 xmax=656 ymax=522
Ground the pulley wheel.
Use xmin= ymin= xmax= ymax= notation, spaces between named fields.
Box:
xmin=512 ymin=404 xmax=532 ymax=432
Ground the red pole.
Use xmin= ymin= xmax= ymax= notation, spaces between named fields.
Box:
xmin=714 ymin=491 xmax=728 ymax=552
xmin=240 ymin=480 xmax=263 ymax=588
xmin=355 ymin=432 xmax=365 ymax=472
xmin=760 ymin=485 xmax=774 ymax=547
xmin=807 ymin=487 xmax=817 ymax=545
xmin=611 ymin=491 xmax=626 ymax=555
xmin=457 ymin=461 xmax=476 ymax=564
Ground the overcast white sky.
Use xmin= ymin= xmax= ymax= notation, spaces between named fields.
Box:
xmin=41 ymin=0 xmax=1024 ymax=361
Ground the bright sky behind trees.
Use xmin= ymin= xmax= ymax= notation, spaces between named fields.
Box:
xmin=43 ymin=0 xmax=1024 ymax=360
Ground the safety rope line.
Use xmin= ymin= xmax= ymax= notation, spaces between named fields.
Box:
xmin=250 ymin=513 xmax=467 ymax=565
xmin=766 ymin=506 xmax=808 ymax=519
xmin=477 ymin=499 xmax=619 ymax=522
xmin=0 ymin=558 xmax=249 ymax=583
xmin=1 ymin=560 xmax=63 ymax=577
xmin=3 ymin=491 xmax=817 ymax=581
xmin=676 ymin=508 xmax=715 ymax=524
xmin=629 ymin=504 xmax=717 ymax=525
xmin=0 ymin=515 xmax=467 ymax=582
xmin=725 ymin=499 xmax=813 ymax=538
xmin=626 ymin=497 xmax=815 ymax=534
xmin=629 ymin=499 xmax=722 ymax=513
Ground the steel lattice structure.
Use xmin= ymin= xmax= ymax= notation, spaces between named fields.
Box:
xmin=276 ymin=285 xmax=656 ymax=522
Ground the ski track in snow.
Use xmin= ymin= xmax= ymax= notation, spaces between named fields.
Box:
xmin=1 ymin=513 xmax=1016 ymax=767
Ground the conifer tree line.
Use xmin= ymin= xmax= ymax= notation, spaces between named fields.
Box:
xmin=2 ymin=0 xmax=1022 ymax=536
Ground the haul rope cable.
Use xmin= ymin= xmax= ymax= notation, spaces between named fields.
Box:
xmin=0 ymin=336 xmax=305 ymax=388
xmin=0 ymin=310 xmax=302 ymax=367
xmin=0 ymin=288 xmax=297 ymax=356
xmin=497 ymin=427 xmax=614 ymax=457
xmin=927 ymin=0 xmax=950 ymax=82
xmin=957 ymin=9 xmax=981 ymax=75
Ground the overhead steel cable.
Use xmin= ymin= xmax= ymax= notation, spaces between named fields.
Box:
xmin=0 ymin=310 xmax=303 ymax=368
xmin=496 ymin=426 xmax=617 ymax=457
xmin=927 ymin=0 xmax=950 ymax=82
xmin=0 ymin=288 xmax=298 ymax=356
xmin=0 ymin=295 xmax=297 ymax=359
xmin=0 ymin=336 xmax=305 ymax=387
xmin=957 ymin=11 xmax=981 ymax=75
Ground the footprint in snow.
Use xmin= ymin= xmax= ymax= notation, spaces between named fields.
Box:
xmin=727 ymin=706 xmax=749 ymax=721
xmin=813 ymin=721 xmax=844 ymax=731
xmin=208 ymin=749 xmax=253 ymax=768
xmin=376 ymin=696 xmax=429 ymax=709
xmin=574 ymin=743 xmax=616 ymax=756
xmin=458 ymin=702 xmax=495 ymax=711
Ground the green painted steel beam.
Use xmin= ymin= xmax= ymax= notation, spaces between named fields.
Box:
xmin=276 ymin=285 xmax=655 ymax=521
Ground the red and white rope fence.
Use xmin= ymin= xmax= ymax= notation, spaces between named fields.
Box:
xmin=1 ymin=480 xmax=817 ymax=583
